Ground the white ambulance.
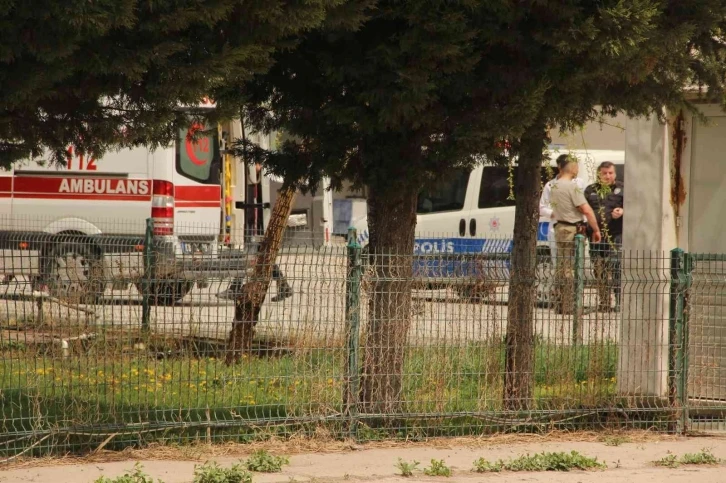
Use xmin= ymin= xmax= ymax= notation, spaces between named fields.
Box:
xmin=0 ymin=115 xmax=251 ymax=304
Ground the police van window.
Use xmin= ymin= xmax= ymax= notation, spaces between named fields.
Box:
xmin=615 ymin=164 xmax=624 ymax=182
xmin=479 ymin=166 xmax=555 ymax=209
xmin=417 ymin=170 xmax=470 ymax=213
xmin=478 ymin=166 xmax=515 ymax=209
xmin=176 ymin=124 xmax=221 ymax=185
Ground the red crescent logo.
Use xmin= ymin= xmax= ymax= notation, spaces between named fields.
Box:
xmin=184 ymin=123 xmax=209 ymax=166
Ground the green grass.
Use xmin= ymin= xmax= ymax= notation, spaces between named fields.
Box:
xmin=94 ymin=463 xmax=158 ymax=483
xmin=0 ymin=338 xmax=621 ymax=453
xmin=473 ymin=451 xmax=606 ymax=472
xmin=423 ymin=459 xmax=452 ymax=477
xmin=654 ymin=449 xmax=720 ymax=468
xmin=244 ymin=449 xmax=289 ymax=473
xmin=395 ymin=458 xmax=420 ymax=477
xmin=194 ymin=461 xmax=252 ymax=483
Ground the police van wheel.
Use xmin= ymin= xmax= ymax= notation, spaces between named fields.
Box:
xmin=535 ymin=250 xmax=554 ymax=304
xmin=45 ymin=242 xmax=106 ymax=305
xmin=138 ymin=280 xmax=193 ymax=306
xmin=456 ymin=283 xmax=496 ymax=303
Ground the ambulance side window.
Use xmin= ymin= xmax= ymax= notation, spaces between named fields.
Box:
xmin=417 ymin=170 xmax=470 ymax=214
xmin=176 ymin=124 xmax=221 ymax=184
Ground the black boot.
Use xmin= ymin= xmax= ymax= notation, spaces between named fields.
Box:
xmin=216 ymin=278 xmax=243 ymax=300
xmin=272 ymin=280 xmax=293 ymax=302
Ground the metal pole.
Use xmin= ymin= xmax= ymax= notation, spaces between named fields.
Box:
xmin=141 ymin=218 xmax=153 ymax=333
xmin=573 ymin=234 xmax=586 ymax=344
xmin=668 ymin=248 xmax=693 ymax=434
xmin=682 ymin=252 xmax=693 ymax=433
xmin=344 ymin=227 xmax=362 ymax=439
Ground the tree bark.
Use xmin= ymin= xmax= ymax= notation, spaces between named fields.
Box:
xmin=225 ymin=184 xmax=296 ymax=365
xmin=360 ymin=185 xmax=418 ymax=414
xmin=503 ymin=123 xmax=547 ymax=410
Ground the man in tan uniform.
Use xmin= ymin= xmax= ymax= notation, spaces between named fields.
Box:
xmin=550 ymin=157 xmax=601 ymax=314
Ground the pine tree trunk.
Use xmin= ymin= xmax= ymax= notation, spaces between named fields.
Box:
xmin=360 ymin=186 xmax=417 ymax=414
xmin=225 ymin=185 xmax=296 ymax=365
xmin=503 ymin=123 xmax=547 ymax=410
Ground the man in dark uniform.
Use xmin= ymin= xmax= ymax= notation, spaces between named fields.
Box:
xmin=585 ymin=161 xmax=624 ymax=312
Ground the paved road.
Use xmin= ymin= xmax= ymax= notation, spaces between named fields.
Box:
xmin=0 ymin=248 xmax=628 ymax=346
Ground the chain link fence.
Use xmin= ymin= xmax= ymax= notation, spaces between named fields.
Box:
xmin=0 ymin=217 xmax=720 ymax=458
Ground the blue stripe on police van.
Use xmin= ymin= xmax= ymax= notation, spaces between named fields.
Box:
xmin=413 ymin=237 xmax=514 ymax=255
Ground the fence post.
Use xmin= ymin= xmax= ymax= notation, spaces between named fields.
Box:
xmin=669 ymin=248 xmax=691 ymax=433
xmin=141 ymin=218 xmax=153 ymax=333
xmin=344 ymin=227 xmax=362 ymax=439
xmin=681 ymin=253 xmax=692 ymax=433
xmin=573 ymin=234 xmax=586 ymax=344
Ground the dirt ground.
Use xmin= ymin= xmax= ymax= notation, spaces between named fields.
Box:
xmin=2 ymin=434 xmax=726 ymax=483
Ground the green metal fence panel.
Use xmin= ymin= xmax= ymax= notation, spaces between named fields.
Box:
xmin=0 ymin=215 xmax=700 ymax=458
xmin=685 ymin=252 xmax=726 ymax=432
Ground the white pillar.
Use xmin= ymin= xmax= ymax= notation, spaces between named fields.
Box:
xmin=619 ymin=113 xmax=679 ymax=397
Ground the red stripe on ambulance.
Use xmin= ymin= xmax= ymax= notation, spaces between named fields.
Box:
xmin=7 ymin=177 xmax=220 ymax=207
xmin=175 ymin=185 xmax=221 ymax=208
xmin=12 ymin=177 xmax=151 ymax=201
xmin=0 ymin=177 xmax=11 ymax=197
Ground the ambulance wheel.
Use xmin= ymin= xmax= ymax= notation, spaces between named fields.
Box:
xmin=140 ymin=280 xmax=194 ymax=306
xmin=45 ymin=242 xmax=106 ymax=305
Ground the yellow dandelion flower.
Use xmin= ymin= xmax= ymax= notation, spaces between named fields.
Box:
xmin=35 ymin=369 xmax=46 ymax=375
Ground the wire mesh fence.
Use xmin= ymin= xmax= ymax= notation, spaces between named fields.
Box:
xmin=0 ymin=217 xmax=720 ymax=459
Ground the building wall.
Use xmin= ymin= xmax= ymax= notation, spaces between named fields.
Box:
xmin=550 ymin=112 xmax=627 ymax=151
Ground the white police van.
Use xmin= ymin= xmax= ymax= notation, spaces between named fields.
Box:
xmin=350 ymin=149 xmax=625 ymax=297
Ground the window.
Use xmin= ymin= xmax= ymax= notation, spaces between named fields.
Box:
xmin=615 ymin=164 xmax=625 ymax=182
xmin=176 ymin=123 xmax=220 ymax=184
xmin=478 ymin=166 xmax=555 ymax=209
xmin=417 ymin=170 xmax=470 ymax=213
xmin=478 ymin=166 xmax=515 ymax=209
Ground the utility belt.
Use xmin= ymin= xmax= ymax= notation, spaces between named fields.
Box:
xmin=555 ymin=220 xmax=588 ymax=236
